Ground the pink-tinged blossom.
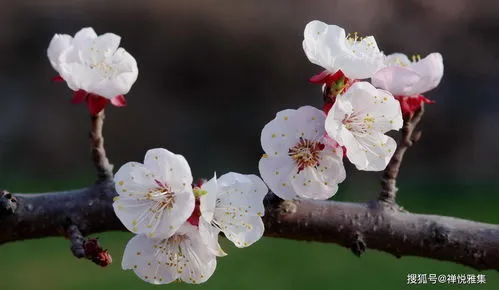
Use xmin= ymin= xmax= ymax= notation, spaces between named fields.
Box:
xmin=372 ymin=53 xmax=443 ymax=115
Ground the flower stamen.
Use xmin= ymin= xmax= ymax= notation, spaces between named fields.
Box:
xmin=288 ymin=137 xmax=325 ymax=173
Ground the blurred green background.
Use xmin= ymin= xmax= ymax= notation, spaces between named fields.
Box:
xmin=0 ymin=0 xmax=499 ymax=289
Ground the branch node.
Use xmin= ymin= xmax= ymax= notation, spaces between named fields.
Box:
xmin=350 ymin=232 xmax=366 ymax=257
xmin=279 ymin=200 xmax=298 ymax=215
xmin=0 ymin=190 xmax=18 ymax=218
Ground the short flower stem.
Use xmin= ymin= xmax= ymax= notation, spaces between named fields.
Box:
xmin=90 ymin=110 xmax=113 ymax=181
xmin=379 ymin=104 xmax=425 ymax=205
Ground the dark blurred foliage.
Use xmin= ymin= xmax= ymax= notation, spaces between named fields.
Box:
xmin=0 ymin=0 xmax=498 ymax=189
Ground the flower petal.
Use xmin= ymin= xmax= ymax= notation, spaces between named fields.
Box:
xmin=200 ymin=174 xmax=218 ymax=222
xmin=260 ymin=109 xmax=298 ymax=157
xmin=47 ymin=34 xmax=72 ymax=71
xmin=258 ymin=155 xmax=297 ymax=200
xmin=341 ymin=128 xmax=396 ymax=171
xmin=143 ymin=148 xmax=193 ymax=193
xmin=372 ymin=52 xmax=444 ymax=96
xmin=114 ymin=161 xmax=157 ymax=197
xmin=199 ymin=217 xmax=227 ymax=257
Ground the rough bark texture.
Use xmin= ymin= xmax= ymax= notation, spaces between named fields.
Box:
xmin=0 ymin=184 xmax=498 ymax=271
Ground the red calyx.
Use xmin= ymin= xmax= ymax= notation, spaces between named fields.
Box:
xmin=69 ymin=90 xmax=127 ymax=116
xmin=187 ymin=199 xmax=201 ymax=226
xmin=395 ymin=95 xmax=435 ymax=117
xmin=52 ymin=78 xmax=127 ymax=115
xmin=310 ymin=70 xmax=356 ymax=114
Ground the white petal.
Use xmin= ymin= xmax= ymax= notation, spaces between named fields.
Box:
xmin=199 ymin=217 xmax=227 ymax=256
xmin=303 ymin=20 xmax=338 ymax=71
xmin=216 ymin=172 xmax=267 ymax=216
xmin=290 ymin=149 xmax=345 ymax=200
xmin=177 ymin=224 xmax=218 ymax=284
xmin=47 ymin=34 xmax=72 ymax=71
xmin=258 ymin=155 xmax=297 ymax=200
xmin=143 ymin=148 xmax=193 ymax=194
xmin=122 ymin=234 xmax=177 ymax=284
xmin=113 ymin=196 xmax=155 ymax=234
xmin=72 ymin=27 xmax=97 ymax=47
xmin=341 ymin=128 xmax=396 ymax=171
xmin=200 ymin=173 xmax=218 ymax=221
xmin=224 ymin=216 xmax=265 ymax=248
xmin=114 ymin=162 xmax=156 ymax=197
xmin=293 ymin=106 xmax=326 ymax=141
xmin=260 ymin=109 xmax=299 ymax=157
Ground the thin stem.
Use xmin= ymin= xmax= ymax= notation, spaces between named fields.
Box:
xmin=379 ymin=104 xmax=425 ymax=204
xmin=90 ymin=110 xmax=113 ymax=181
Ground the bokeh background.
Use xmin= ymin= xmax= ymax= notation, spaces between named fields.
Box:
xmin=0 ymin=0 xmax=498 ymax=289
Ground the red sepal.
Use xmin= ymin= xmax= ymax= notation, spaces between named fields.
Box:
xmin=309 ymin=70 xmax=347 ymax=86
xmin=71 ymin=90 xmax=88 ymax=104
xmin=110 ymin=95 xmax=127 ymax=107
xmin=187 ymin=199 xmax=201 ymax=227
xmin=87 ymin=95 xmax=110 ymax=116
xmin=51 ymin=75 xmax=64 ymax=83
xmin=396 ymin=95 xmax=435 ymax=117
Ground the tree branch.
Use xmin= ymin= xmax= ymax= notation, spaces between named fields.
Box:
xmin=1 ymin=184 xmax=498 ymax=271
xmin=90 ymin=110 xmax=113 ymax=181
xmin=379 ymin=105 xmax=425 ymax=205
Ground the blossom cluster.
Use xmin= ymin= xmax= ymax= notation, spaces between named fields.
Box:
xmin=113 ymin=148 xmax=268 ymax=284
xmin=46 ymin=22 xmax=444 ymax=285
xmin=259 ymin=20 xmax=443 ymax=200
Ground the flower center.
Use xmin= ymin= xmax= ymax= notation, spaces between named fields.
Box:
xmin=288 ymin=137 xmax=325 ymax=173
xmin=147 ymin=179 xmax=176 ymax=213
xmin=342 ymin=112 xmax=376 ymax=135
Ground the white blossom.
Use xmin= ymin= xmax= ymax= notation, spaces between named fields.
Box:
xmin=303 ymin=20 xmax=385 ymax=79
xmin=198 ymin=172 xmax=267 ymax=255
xmin=47 ymin=27 xmax=138 ymax=99
xmin=372 ymin=52 xmax=444 ymax=96
xmin=325 ymin=82 xmax=403 ymax=171
xmin=122 ymin=223 xmax=217 ymax=284
xmin=259 ymin=106 xmax=346 ymax=200
xmin=113 ymin=148 xmax=195 ymax=239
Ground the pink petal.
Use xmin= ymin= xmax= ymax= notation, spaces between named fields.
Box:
xmin=110 ymin=95 xmax=127 ymax=107
xmin=71 ymin=90 xmax=88 ymax=104
xmin=87 ymin=95 xmax=109 ymax=116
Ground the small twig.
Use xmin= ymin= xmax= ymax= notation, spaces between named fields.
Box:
xmin=90 ymin=110 xmax=113 ymax=181
xmin=68 ymin=224 xmax=86 ymax=258
xmin=379 ymin=104 xmax=425 ymax=205
xmin=67 ymin=224 xmax=112 ymax=267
